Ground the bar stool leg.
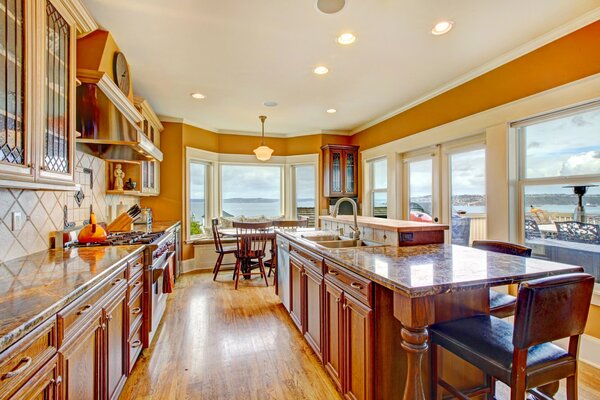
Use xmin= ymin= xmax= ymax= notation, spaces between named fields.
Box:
xmin=430 ymin=343 xmax=441 ymax=400
xmin=566 ymin=374 xmax=578 ymax=400
xmin=234 ymin=258 xmax=241 ymax=290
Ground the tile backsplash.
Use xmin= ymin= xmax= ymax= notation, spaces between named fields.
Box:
xmin=0 ymin=151 xmax=139 ymax=263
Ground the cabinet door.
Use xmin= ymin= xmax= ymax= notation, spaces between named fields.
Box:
xmin=0 ymin=0 xmax=34 ymax=180
xmin=330 ymin=149 xmax=343 ymax=196
xmin=60 ymin=309 xmax=103 ymax=400
xmin=303 ymin=265 xmax=323 ymax=361
xmin=343 ymin=294 xmax=373 ymax=400
xmin=343 ymin=150 xmax=357 ymax=196
xmin=289 ymin=257 xmax=304 ymax=331
xmin=39 ymin=0 xmax=75 ymax=183
xmin=323 ymin=280 xmax=344 ymax=390
xmin=105 ymin=289 xmax=127 ymax=400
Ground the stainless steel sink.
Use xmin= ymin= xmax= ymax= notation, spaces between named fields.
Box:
xmin=314 ymin=238 xmax=385 ymax=249
xmin=301 ymin=234 xmax=342 ymax=242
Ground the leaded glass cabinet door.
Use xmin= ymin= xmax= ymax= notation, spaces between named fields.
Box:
xmin=0 ymin=0 xmax=33 ymax=179
xmin=344 ymin=150 xmax=356 ymax=195
xmin=38 ymin=0 xmax=75 ymax=183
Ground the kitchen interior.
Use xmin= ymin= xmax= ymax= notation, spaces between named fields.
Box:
xmin=1 ymin=0 xmax=600 ymax=399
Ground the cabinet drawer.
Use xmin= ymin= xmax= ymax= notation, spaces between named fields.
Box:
xmin=128 ymin=291 xmax=143 ymax=337
xmin=8 ymin=354 xmax=59 ymax=400
xmin=57 ymin=269 xmax=127 ymax=345
xmin=129 ymin=255 xmax=144 ymax=278
xmin=0 ymin=318 xmax=56 ymax=400
xmin=128 ymin=270 xmax=144 ymax=294
xmin=290 ymin=245 xmax=323 ymax=274
xmin=128 ymin=324 xmax=143 ymax=374
xmin=324 ymin=263 xmax=372 ymax=306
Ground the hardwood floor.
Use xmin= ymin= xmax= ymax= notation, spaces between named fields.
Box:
xmin=120 ymin=270 xmax=342 ymax=399
xmin=121 ymin=271 xmax=600 ymax=400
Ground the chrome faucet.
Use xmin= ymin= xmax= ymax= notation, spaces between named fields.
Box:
xmin=332 ymin=197 xmax=360 ymax=240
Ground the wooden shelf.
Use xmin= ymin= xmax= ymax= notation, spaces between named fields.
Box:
xmin=106 ymin=189 xmax=147 ymax=197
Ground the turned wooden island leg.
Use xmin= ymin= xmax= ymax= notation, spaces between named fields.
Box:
xmin=393 ymin=293 xmax=434 ymax=400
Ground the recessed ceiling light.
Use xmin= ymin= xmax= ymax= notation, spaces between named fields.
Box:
xmin=191 ymin=93 xmax=206 ymax=99
xmin=314 ymin=66 xmax=329 ymax=75
xmin=431 ymin=20 xmax=454 ymax=35
xmin=263 ymin=101 xmax=278 ymax=107
xmin=316 ymin=0 xmax=346 ymax=14
xmin=337 ymin=33 xmax=356 ymax=45
xmin=326 ymin=108 xmax=337 ymax=114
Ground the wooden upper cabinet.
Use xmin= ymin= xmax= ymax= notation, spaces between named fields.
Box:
xmin=321 ymin=145 xmax=359 ymax=198
xmin=0 ymin=0 xmax=96 ymax=188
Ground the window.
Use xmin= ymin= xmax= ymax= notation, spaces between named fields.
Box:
xmin=294 ymin=165 xmax=316 ymax=226
xmin=516 ymin=104 xmax=600 ymax=284
xmin=407 ymin=158 xmax=433 ymax=217
xmin=369 ymin=158 xmax=387 ymax=218
xmin=189 ymin=161 xmax=208 ymax=238
xmin=221 ymin=164 xmax=282 ymax=218
xmin=449 ymin=148 xmax=486 ymax=246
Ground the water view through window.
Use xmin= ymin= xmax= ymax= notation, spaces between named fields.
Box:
xmin=295 ymin=165 xmax=316 ymax=226
xmin=220 ymin=165 xmax=282 ymax=217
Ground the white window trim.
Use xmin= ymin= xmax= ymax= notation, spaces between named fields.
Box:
xmin=184 ymin=147 xmax=318 ymax=241
xmin=365 ymin=157 xmax=388 ymax=217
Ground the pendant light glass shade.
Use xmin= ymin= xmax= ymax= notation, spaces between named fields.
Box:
xmin=253 ymin=115 xmax=274 ymax=161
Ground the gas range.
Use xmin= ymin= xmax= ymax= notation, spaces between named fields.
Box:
xmin=70 ymin=231 xmax=166 ymax=247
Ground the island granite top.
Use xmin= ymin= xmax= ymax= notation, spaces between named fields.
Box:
xmin=278 ymin=230 xmax=583 ymax=297
xmin=0 ymin=245 xmax=144 ymax=354
xmin=319 ymin=215 xmax=449 ymax=232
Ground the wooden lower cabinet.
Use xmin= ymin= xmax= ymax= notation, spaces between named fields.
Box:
xmin=324 ymin=280 xmax=344 ymax=391
xmin=289 ymin=257 xmax=304 ymax=331
xmin=104 ymin=288 xmax=128 ymax=400
xmin=304 ymin=265 xmax=323 ymax=361
xmin=60 ymin=308 xmax=103 ymax=400
xmin=343 ymin=294 xmax=373 ymax=400
xmin=10 ymin=355 xmax=60 ymax=400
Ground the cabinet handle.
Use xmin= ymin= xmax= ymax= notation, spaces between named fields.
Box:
xmin=2 ymin=357 xmax=32 ymax=379
xmin=342 ymin=304 xmax=348 ymax=310
xmin=40 ymin=165 xmax=46 ymax=171
xmin=134 ymin=281 xmax=142 ymax=287
xmin=335 ymin=297 xmax=341 ymax=303
xmin=106 ymin=314 xmax=113 ymax=322
xmin=131 ymin=339 xmax=142 ymax=348
xmin=51 ymin=375 xmax=63 ymax=386
xmin=131 ymin=307 xmax=142 ymax=315
xmin=350 ymin=282 xmax=363 ymax=290
xmin=101 ymin=323 xmax=106 ymax=330
xmin=328 ymin=270 xmax=338 ymax=276
xmin=77 ymin=304 xmax=93 ymax=315
xmin=112 ymin=278 xmax=124 ymax=286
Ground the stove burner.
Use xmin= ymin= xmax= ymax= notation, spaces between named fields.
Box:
xmin=70 ymin=231 xmax=166 ymax=247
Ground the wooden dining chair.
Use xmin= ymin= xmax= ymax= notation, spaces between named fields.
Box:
xmin=211 ymin=218 xmax=238 ymax=281
xmin=430 ymin=272 xmax=594 ymax=400
xmin=233 ymin=221 xmax=272 ymax=289
xmin=268 ymin=219 xmax=309 ymax=277
xmin=472 ymin=240 xmax=532 ymax=318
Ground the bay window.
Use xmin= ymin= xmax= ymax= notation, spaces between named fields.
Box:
xmin=293 ymin=164 xmax=316 ymax=226
xmin=369 ymin=158 xmax=387 ymax=218
xmin=188 ymin=161 xmax=209 ymax=239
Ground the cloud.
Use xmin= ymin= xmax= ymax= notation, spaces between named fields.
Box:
xmin=559 ymin=151 xmax=600 ymax=176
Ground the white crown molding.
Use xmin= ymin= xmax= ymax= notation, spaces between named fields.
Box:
xmin=350 ymin=7 xmax=600 ymax=135
xmin=56 ymin=0 xmax=98 ymax=35
xmin=78 ymin=69 xmax=144 ymax=125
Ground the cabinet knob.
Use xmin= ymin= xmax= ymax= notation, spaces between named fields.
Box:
xmin=101 ymin=323 xmax=106 ymax=330
xmin=335 ymin=297 xmax=341 ymax=303
xmin=112 ymin=278 xmax=124 ymax=286
xmin=342 ymin=304 xmax=348 ymax=310
xmin=327 ymin=270 xmax=338 ymax=276
xmin=131 ymin=307 xmax=142 ymax=315
xmin=52 ymin=375 xmax=63 ymax=386
xmin=131 ymin=339 xmax=142 ymax=348
xmin=106 ymin=314 xmax=113 ymax=321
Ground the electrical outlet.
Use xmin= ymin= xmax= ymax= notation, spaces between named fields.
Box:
xmin=11 ymin=211 xmax=23 ymax=232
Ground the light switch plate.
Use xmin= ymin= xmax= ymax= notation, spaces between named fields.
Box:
xmin=11 ymin=211 xmax=22 ymax=231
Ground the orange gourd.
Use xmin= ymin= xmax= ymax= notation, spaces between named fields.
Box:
xmin=77 ymin=211 xmax=108 ymax=243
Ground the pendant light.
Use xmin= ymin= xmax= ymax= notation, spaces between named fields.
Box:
xmin=253 ymin=115 xmax=274 ymax=161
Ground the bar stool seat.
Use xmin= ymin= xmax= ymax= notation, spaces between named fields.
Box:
xmin=430 ymin=315 xmax=575 ymax=388
xmin=489 ymin=291 xmax=518 ymax=318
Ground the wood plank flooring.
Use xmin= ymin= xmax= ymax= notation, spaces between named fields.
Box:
xmin=121 ymin=271 xmax=600 ymax=400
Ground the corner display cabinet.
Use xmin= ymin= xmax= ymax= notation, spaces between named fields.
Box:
xmin=0 ymin=0 xmax=96 ymax=190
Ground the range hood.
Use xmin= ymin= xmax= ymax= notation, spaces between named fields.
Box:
xmin=76 ymin=70 xmax=163 ymax=162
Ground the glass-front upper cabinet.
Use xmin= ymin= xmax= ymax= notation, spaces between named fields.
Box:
xmin=0 ymin=0 xmax=94 ymax=187
xmin=321 ymin=144 xmax=359 ymax=197
xmin=135 ymin=96 xmax=163 ymax=196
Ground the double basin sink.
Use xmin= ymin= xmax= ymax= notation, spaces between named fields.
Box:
xmin=300 ymin=234 xmax=386 ymax=249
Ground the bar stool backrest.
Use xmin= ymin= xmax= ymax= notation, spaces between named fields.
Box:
xmin=472 ymin=240 xmax=532 ymax=257
xmin=272 ymin=219 xmax=308 ymax=230
xmin=513 ymin=273 xmax=594 ymax=349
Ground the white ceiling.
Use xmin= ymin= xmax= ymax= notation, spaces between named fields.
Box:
xmin=82 ymin=0 xmax=600 ymax=137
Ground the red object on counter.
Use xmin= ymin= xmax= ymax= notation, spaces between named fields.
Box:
xmin=410 ymin=211 xmax=433 ymax=222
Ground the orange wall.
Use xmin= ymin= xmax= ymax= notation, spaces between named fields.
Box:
xmin=350 ymin=20 xmax=600 ymax=151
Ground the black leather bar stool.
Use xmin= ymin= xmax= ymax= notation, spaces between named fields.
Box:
xmin=472 ymin=240 xmax=532 ymax=318
xmin=430 ymin=273 xmax=594 ymax=400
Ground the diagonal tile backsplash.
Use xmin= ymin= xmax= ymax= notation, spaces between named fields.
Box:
xmin=0 ymin=151 xmax=139 ymax=263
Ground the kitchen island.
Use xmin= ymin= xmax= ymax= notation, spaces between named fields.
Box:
xmin=276 ymin=229 xmax=583 ymax=400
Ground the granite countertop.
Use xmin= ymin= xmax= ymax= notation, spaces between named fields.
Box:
xmin=0 ymin=245 xmax=144 ymax=353
xmin=319 ymin=215 xmax=449 ymax=232
xmin=279 ymin=230 xmax=583 ymax=297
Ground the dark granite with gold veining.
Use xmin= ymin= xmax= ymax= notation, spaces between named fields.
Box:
xmin=279 ymin=230 xmax=583 ymax=297
xmin=0 ymin=245 xmax=144 ymax=353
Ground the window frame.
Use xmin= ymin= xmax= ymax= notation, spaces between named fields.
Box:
xmin=290 ymin=162 xmax=318 ymax=226
xmin=368 ymin=157 xmax=388 ymax=217
xmin=186 ymin=157 xmax=213 ymax=241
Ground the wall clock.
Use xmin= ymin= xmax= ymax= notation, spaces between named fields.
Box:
xmin=113 ymin=52 xmax=130 ymax=96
